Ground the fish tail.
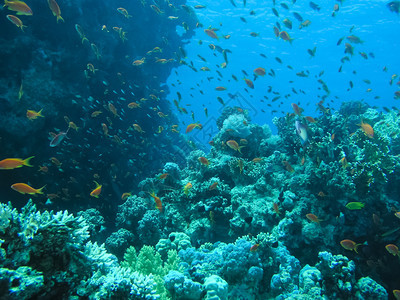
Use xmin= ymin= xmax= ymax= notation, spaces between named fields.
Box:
xmin=38 ymin=108 xmax=44 ymax=116
xmin=238 ymin=146 xmax=245 ymax=154
xmin=94 ymin=181 xmax=101 ymax=188
xmin=57 ymin=15 xmax=64 ymax=23
xmin=23 ymin=156 xmax=35 ymax=167
xmin=37 ymin=185 xmax=46 ymax=194
xmin=354 ymin=243 xmax=363 ymax=254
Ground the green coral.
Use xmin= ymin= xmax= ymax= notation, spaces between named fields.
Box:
xmin=122 ymin=245 xmax=180 ymax=299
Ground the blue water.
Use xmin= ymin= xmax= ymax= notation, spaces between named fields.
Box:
xmin=168 ymin=0 xmax=400 ymax=145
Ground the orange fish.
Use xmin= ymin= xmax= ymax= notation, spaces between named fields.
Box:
xmin=279 ymin=31 xmax=294 ymax=44
xmin=386 ymin=244 xmax=399 ymax=257
xmin=282 ymin=160 xmax=294 ymax=172
xmin=250 ymin=244 xmax=259 ymax=252
xmin=6 ymin=15 xmax=26 ymax=31
xmin=226 ymin=140 xmax=245 ymax=153
xmin=121 ymin=192 xmax=131 ymax=200
xmin=340 ymin=239 xmax=362 ymax=253
xmin=291 ymin=103 xmax=302 ymax=115
xmin=244 ymin=78 xmax=254 ymax=89
xmin=26 ymin=109 xmax=44 ymax=120
xmin=4 ymin=0 xmax=32 ymax=15
xmin=183 ymin=182 xmax=192 ymax=195
xmin=47 ymin=0 xmax=64 ymax=22
xmin=149 ymin=191 xmax=163 ymax=212
xmin=186 ymin=123 xmax=201 ymax=133
xmin=253 ymin=67 xmax=266 ymax=76
xmin=198 ymin=156 xmax=209 ymax=166
xmin=204 ymin=29 xmax=218 ymax=39
xmin=215 ymin=86 xmax=227 ymax=91
xmin=0 ymin=156 xmax=34 ymax=170
xmin=305 ymin=116 xmax=316 ymax=123
xmin=273 ymin=203 xmax=280 ymax=215
xmin=359 ymin=121 xmax=374 ymax=138
xmin=306 ymin=213 xmax=321 ymax=224
xmin=90 ymin=181 xmax=102 ymax=198
xmin=157 ymin=173 xmax=169 ymax=180
xmin=11 ymin=183 xmax=45 ymax=195
xmin=208 ymin=182 xmax=218 ymax=190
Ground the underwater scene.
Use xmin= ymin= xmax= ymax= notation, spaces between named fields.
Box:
xmin=1 ymin=0 xmax=400 ymax=298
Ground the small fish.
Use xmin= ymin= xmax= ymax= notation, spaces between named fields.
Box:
xmin=90 ymin=181 xmax=102 ymax=198
xmin=244 ymin=78 xmax=254 ymax=89
xmin=347 ymin=35 xmax=363 ymax=44
xmin=11 ymin=183 xmax=45 ymax=195
xmin=117 ymin=7 xmax=132 ymax=18
xmin=295 ymin=121 xmax=308 ymax=145
xmin=250 ymin=244 xmax=259 ymax=252
xmin=254 ymin=67 xmax=266 ymax=76
xmin=273 ymin=203 xmax=280 ymax=215
xmin=340 ymin=239 xmax=363 ymax=253
xmin=359 ymin=121 xmax=374 ymax=138
xmin=282 ymin=161 xmax=294 ymax=172
xmin=291 ymin=103 xmax=302 ymax=115
xmin=299 ymin=20 xmax=311 ymax=29
xmin=198 ymin=156 xmax=210 ymax=166
xmin=4 ymin=0 xmax=32 ymax=15
xmin=6 ymin=14 xmax=27 ymax=31
xmin=150 ymin=4 xmax=163 ymax=14
xmin=186 ymin=123 xmax=202 ymax=133
xmin=50 ymin=128 xmax=69 ymax=147
xmin=149 ymin=191 xmax=163 ymax=212
xmin=208 ymin=182 xmax=218 ymax=190
xmin=0 ymin=156 xmax=34 ymax=170
xmin=121 ymin=192 xmax=131 ymax=200
xmin=279 ymin=31 xmax=293 ymax=44
xmin=215 ymin=86 xmax=227 ymax=91
xmin=183 ymin=182 xmax=192 ymax=195
xmin=226 ymin=140 xmax=245 ymax=153
xmin=306 ymin=213 xmax=320 ymax=223
xmin=394 ymin=290 xmax=400 ymax=300
xmin=273 ymin=26 xmax=280 ymax=37
xmin=26 ymin=109 xmax=44 ymax=120
xmin=309 ymin=1 xmax=320 ymax=11
xmin=292 ymin=12 xmax=303 ymax=22
xmin=47 ymin=0 xmax=64 ymax=22
xmin=282 ymin=18 xmax=292 ymax=29
xmin=385 ymin=244 xmax=399 ymax=257
xmin=345 ymin=202 xmax=365 ymax=210
xmin=204 ymin=29 xmax=218 ymax=40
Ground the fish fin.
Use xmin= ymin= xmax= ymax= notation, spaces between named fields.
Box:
xmin=238 ymin=146 xmax=245 ymax=154
xmin=37 ymin=185 xmax=46 ymax=194
xmin=23 ymin=156 xmax=35 ymax=167
xmin=57 ymin=15 xmax=64 ymax=23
